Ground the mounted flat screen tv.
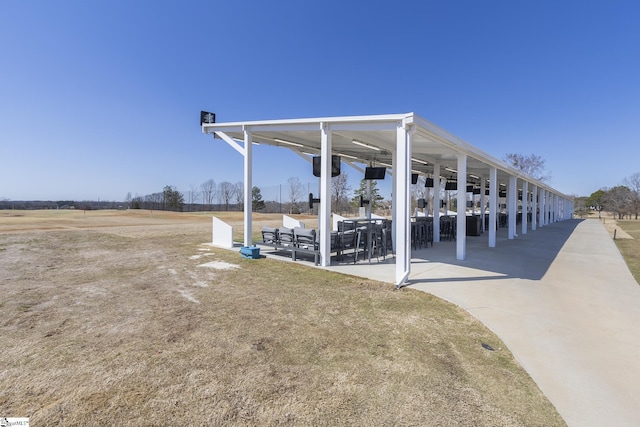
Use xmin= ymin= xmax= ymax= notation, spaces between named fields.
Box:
xmin=472 ymin=188 xmax=481 ymax=195
xmin=364 ymin=167 xmax=386 ymax=180
xmin=424 ymin=178 xmax=434 ymax=188
xmin=466 ymin=185 xmax=474 ymax=193
xmin=499 ymin=190 xmax=507 ymax=198
xmin=312 ymin=155 xmax=341 ymax=177
xmin=445 ymin=181 xmax=457 ymax=191
xmin=411 ymin=174 xmax=419 ymax=185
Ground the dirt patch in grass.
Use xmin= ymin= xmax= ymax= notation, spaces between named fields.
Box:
xmin=0 ymin=210 xmax=565 ymax=426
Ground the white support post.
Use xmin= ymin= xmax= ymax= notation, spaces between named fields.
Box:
xmin=394 ymin=122 xmax=413 ymax=287
xmin=570 ymin=200 xmax=575 ymax=218
xmin=456 ymin=153 xmax=467 ymax=260
xmin=532 ymin=185 xmax=538 ymax=231
xmin=243 ymin=129 xmax=253 ymax=247
xmin=392 ymin=149 xmax=397 ymax=252
xmin=366 ymin=177 xmax=372 ymax=219
xmin=559 ymin=198 xmax=564 ymax=221
xmin=433 ymin=163 xmax=441 ymax=243
xmin=319 ymin=123 xmax=332 ymax=267
xmin=508 ymin=175 xmax=517 ymax=239
xmin=540 ymin=189 xmax=546 ymax=226
xmin=488 ymin=167 xmax=497 ymax=247
xmin=480 ymin=175 xmax=487 ymax=232
xmin=521 ymin=181 xmax=528 ymax=235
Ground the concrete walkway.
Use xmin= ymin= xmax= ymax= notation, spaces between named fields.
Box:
xmin=325 ymin=219 xmax=640 ymax=427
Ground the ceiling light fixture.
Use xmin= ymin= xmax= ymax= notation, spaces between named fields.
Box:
xmin=274 ymin=138 xmax=304 ymax=148
xmin=445 ymin=167 xmax=457 ymax=173
xmin=411 ymin=157 xmax=428 ymax=165
xmin=351 ymin=139 xmax=380 ymax=151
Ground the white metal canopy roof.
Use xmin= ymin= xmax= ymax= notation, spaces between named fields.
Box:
xmin=202 ymin=111 xmax=574 ymax=288
xmin=202 ymin=112 xmax=567 ymax=196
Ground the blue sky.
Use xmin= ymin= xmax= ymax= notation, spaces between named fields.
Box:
xmin=1 ymin=0 xmax=639 ymax=202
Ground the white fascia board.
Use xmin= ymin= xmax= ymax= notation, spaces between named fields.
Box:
xmin=328 ymin=121 xmax=400 ymax=132
xmin=204 ymin=113 xmax=409 ymax=132
xmin=244 ymin=123 xmax=321 ymax=133
xmin=412 ymin=113 xmax=570 ymax=199
xmin=202 ymin=124 xmax=243 ymax=134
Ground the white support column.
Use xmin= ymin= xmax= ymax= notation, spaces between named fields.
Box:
xmin=570 ymin=200 xmax=575 ymax=218
xmin=480 ymin=175 xmax=487 ymax=232
xmin=366 ymin=179 xmax=372 ymax=219
xmin=243 ymin=129 xmax=253 ymax=247
xmin=394 ymin=122 xmax=413 ymax=287
xmin=456 ymin=153 xmax=467 ymax=260
xmin=508 ymin=175 xmax=517 ymax=239
xmin=319 ymin=123 xmax=332 ymax=267
xmin=521 ymin=181 xmax=528 ymax=235
xmin=532 ymin=185 xmax=538 ymax=231
xmin=433 ymin=163 xmax=441 ymax=243
xmin=488 ymin=167 xmax=497 ymax=247
xmin=392 ymin=149 xmax=397 ymax=251
xmin=539 ymin=189 xmax=546 ymax=227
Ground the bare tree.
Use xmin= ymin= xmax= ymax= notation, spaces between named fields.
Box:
xmin=188 ymin=184 xmax=200 ymax=212
xmin=623 ymin=172 xmax=640 ymax=219
xmin=218 ymin=181 xmax=236 ymax=211
xmin=331 ymin=172 xmax=351 ymax=214
xmin=287 ymin=176 xmax=304 ymax=214
xmin=603 ymin=185 xmax=634 ymax=219
xmin=201 ymin=179 xmax=216 ymax=210
xmin=503 ymin=153 xmax=551 ymax=182
xmin=234 ymin=182 xmax=244 ymax=211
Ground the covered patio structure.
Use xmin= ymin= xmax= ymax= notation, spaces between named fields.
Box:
xmin=202 ymin=112 xmax=573 ymax=288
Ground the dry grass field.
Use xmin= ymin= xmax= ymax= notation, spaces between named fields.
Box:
xmin=615 ymin=220 xmax=640 ymax=284
xmin=0 ymin=210 xmax=566 ymax=426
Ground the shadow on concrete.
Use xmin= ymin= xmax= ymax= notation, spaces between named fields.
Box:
xmin=404 ymin=219 xmax=583 ymax=286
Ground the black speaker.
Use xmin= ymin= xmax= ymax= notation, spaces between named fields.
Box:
xmin=425 ymin=178 xmax=434 ymax=188
xmin=312 ymin=156 xmax=341 ymax=177
xmin=411 ymin=174 xmax=419 ymax=185
xmin=309 ymin=193 xmax=320 ymax=209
